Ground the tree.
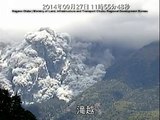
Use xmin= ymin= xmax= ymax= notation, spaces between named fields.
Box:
xmin=0 ymin=88 xmax=37 ymax=120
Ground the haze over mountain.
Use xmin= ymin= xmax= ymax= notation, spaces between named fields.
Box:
xmin=104 ymin=41 xmax=159 ymax=88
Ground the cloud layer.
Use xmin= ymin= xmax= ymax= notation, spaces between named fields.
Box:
xmin=65 ymin=13 xmax=159 ymax=48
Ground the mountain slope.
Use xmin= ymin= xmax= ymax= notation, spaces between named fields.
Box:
xmin=104 ymin=41 xmax=159 ymax=88
xmin=33 ymin=79 xmax=159 ymax=120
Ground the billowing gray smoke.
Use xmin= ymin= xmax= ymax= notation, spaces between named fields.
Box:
xmin=0 ymin=28 xmax=113 ymax=104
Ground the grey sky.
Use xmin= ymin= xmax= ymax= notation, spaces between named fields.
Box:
xmin=0 ymin=0 xmax=159 ymax=48
xmin=65 ymin=13 xmax=159 ymax=48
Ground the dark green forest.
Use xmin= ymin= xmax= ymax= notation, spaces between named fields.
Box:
xmin=0 ymin=88 xmax=37 ymax=120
